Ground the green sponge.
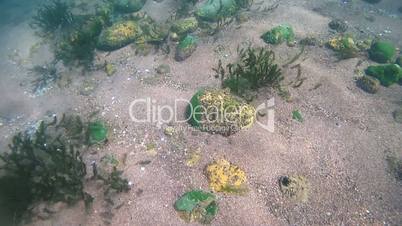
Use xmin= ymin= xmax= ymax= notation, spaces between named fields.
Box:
xmin=365 ymin=64 xmax=402 ymax=87
xmin=368 ymin=40 xmax=396 ymax=63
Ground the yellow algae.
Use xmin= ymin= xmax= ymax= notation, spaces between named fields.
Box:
xmin=205 ymin=159 xmax=248 ymax=194
xmin=186 ymin=149 xmax=201 ymax=167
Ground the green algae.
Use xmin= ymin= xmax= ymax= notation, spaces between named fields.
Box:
xmin=365 ymin=64 xmax=402 ymax=87
xmin=368 ymin=40 xmax=396 ymax=63
xmin=261 ymin=24 xmax=295 ymax=45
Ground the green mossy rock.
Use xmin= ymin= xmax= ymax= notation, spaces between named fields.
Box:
xmin=261 ymin=24 xmax=295 ymax=45
xmin=171 ymin=17 xmax=198 ymax=37
xmin=195 ymin=0 xmax=238 ymax=22
xmin=97 ymin=21 xmax=142 ymax=51
xmin=186 ymin=89 xmax=255 ymax=136
xmin=365 ymin=64 xmax=402 ymax=87
xmin=175 ymin=35 xmax=198 ymax=61
xmin=356 ymin=76 xmax=380 ymax=94
xmin=88 ymin=121 xmax=108 ymax=144
xmin=174 ymin=190 xmax=218 ymax=224
xmin=114 ymin=0 xmax=146 ymax=13
xmin=395 ymin=56 xmax=402 ymax=67
xmin=368 ymin=40 xmax=396 ymax=63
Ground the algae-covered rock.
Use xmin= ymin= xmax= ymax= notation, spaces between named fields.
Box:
xmin=88 ymin=121 xmax=108 ymax=144
xmin=171 ymin=17 xmax=198 ymax=37
xmin=365 ymin=64 xmax=402 ymax=87
xmin=174 ymin=190 xmax=218 ymax=224
xmin=195 ymin=0 xmax=238 ymax=22
xmin=186 ymin=89 xmax=255 ymax=136
xmin=175 ymin=35 xmax=198 ymax=61
xmin=136 ymin=16 xmax=168 ymax=44
xmin=97 ymin=20 xmax=142 ymax=51
xmin=363 ymin=0 xmax=382 ymax=3
xmin=395 ymin=56 xmax=402 ymax=67
xmin=206 ymin=159 xmax=248 ymax=194
xmin=356 ymin=76 xmax=380 ymax=94
xmin=327 ymin=35 xmax=359 ymax=59
xmin=368 ymin=40 xmax=396 ymax=63
xmin=261 ymin=24 xmax=295 ymax=45
xmin=279 ymin=175 xmax=310 ymax=202
xmin=114 ymin=0 xmax=146 ymax=13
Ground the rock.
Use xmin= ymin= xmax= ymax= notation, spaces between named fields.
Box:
xmin=155 ymin=64 xmax=170 ymax=74
xmin=261 ymin=24 xmax=295 ymax=45
xmin=186 ymin=88 xmax=255 ymax=136
xmin=356 ymin=76 xmax=380 ymax=93
xmin=163 ymin=126 xmax=175 ymax=136
xmin=327 ymin=35 xmax=359 ymax=59
xmin=196 ymin=0 xmax=238 ymax=22
xmin=279 ymin=175 xmax=310 ymax=202
xmin=393 ymin=108 xmax=402 ymax=124
xmin=171 ymin=17 xmax=198 ymax=37
xmin=395 ymin=56 xmax=402 ymax=67
xmin=105 ymin=62 xmax=116 ymax=76
xmin=175 ymin=35 xmax=197 ymax=61
xmin=45 ymin=201 xmax=67 ymax=214
xmin=363 ymin=0 xmax=382 ymax=3
xmin=236 ymin=12 xmax=249 ymax=23
xmin=206 ymin=159 xmax=248 ymax=194
xmin=368 ymin=40 xmax=396 ymax=63
xmin=114 ymin=0 xmax=146 ymax=13
xmin=88 ymin=121 xmax=108 ymax=144
xmin=328 ymin=19 xmax=348 ymax=33
xmin=365 ymin=64 xmax=402 ymax=87
xmin=80 ymin=79 xmax=97 ymax=96
xmin=299 ymin=36 xmax=319 ymax=46
xmin=292 ymin=110 xmax=303 ymax=122
xmin=97 ymin=21 xmax=142 ymax=51
xmin=174 ymin=190 xmax=218 ymax=224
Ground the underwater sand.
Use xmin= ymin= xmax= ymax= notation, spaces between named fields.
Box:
xmin=0 ymin=0 xmax=402 ymax=225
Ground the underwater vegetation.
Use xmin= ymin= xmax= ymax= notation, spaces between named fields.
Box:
xmin=0 ymin=119 xmax=89 ymax=223
xmin=0 ymin=114 xmax=121 ymax=223
xmin=214 ymin=46 xmax=282 ymax=100
xmin=170 ymin=17 xmax=199 ymax=38
xmin=365 ymin=64 xmax=402 ymax=87
xmin=292 ymin=110 xmax=303 ymax=122
xmin=368 ymin=40 xmax=396 ymax=63
xmin=174 ymin=190 xmax=218 ymax=224
xmin=29 ymin=62 xmax=59 ymax=95
xmin=186 ymin=89 xmax=255 ymax=136
xmin=261 ymin=24 xmax=295 ymax=45
xmin=327 ymin=35 xmax=360 ymax=59
xmin=31 ymin=0 xmax=74 ymax=36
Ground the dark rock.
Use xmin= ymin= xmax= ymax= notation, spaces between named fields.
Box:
xmin=356 ymin=76 xmax=380 ymax=93
xmin=329 ymin=19 xmax=348 ymax=33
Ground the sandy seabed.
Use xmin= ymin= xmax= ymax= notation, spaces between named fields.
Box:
xmin=0 ymin=0 xmax=402 ymax=225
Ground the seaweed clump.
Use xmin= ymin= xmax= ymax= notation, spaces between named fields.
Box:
xmin=214 ymin=46 xmax=282 ymax=100
xmin=0 ymin=114 xmax=113 ymax=223
xmin=261 ymin=24 xmax=295 ymax=45
xmin=0 ymin=118 xmax=89 ymax=223
xmin=368 ymin=40 xmax=396 ymax=63
xmin=365 ymin=64 xmax=402 ymax=87
xmin=31 ymin=0 xmax=74 ymax=36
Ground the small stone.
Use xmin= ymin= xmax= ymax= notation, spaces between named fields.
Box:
xmin=236 ymin=12 xmax=249 ymax=23
xmin=356 ymin=76 xmax=380 ymax=94
xmin=393 ymin=108 xmax=402 ymax=123
xmin=164 ymin=126 xmax=175 ymax=136
xmin=45 ymin=201 xmax=66 ymax=214
xmin=155 ymin=64 xmax=170 ymax=74
xmin=105 ymin=62 xmax=116 ymax=76
xmin=80 ymin=80 xmax=97 ymax=96
xmin=258 ymin=109 xmax=267 ymax=117
xmin=328 ymin=19 xmax=348 ymax=33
